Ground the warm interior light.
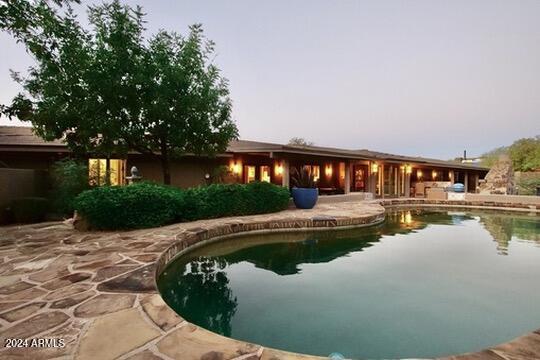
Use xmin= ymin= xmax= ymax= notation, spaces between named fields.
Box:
xmin=230 ymin=161 xmax=242 ymax=175
xmin=275 ymin=162 xmax=283 ymax=176
xmin=432 ymin=170 xmax=437 ymax=179
xmin=261 ymin=166 xmax=270 ymax=182
xmin=417 ymin=169 xmax=423 ymax=179
xmin=325 ymin=164 xmax=333 ymax=177
xmin=400 ymin=211 xmax=412 ymax=225
xmin=371 ymin=163 xmax=378 ymax=173
xmin=406 ymin=165 xmax=412 ymax=174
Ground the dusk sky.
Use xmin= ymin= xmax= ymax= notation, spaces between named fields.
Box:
xmin=1 ymin=0 xmax=539 ymax=159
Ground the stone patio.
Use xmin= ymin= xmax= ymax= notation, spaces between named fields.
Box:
xmin=0 ymin=199 xmax=539 ymax=360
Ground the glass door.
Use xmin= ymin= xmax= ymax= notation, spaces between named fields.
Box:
xmin=383 ymin=165 xmax=398 ymax=197
xmin=352 ymin=165 xmax=368 ymax=192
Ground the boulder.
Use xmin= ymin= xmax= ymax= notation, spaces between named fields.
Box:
xmin=479 ymin=155 xmax=514 ymax=194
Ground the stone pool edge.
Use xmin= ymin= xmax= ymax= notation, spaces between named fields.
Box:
xmin=154 ymin=198 xmax=540 ymax=360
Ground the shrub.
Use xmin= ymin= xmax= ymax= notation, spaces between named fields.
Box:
xmin=50 ymin=159 xmax=90 ymax=216
xmin=242 ymin=181 xmax=291 ymax=214
xmin=180 ymin=182 xmax=290 ymax=221
xmin=74 ymin=181 xmax=290 ymax=230
xmin=290 ymin=167 xmax=317 ymax=188
xmin=74 ymin=182 xmax=184 ymax=230
xmin=517 ymin=177 xmax=540 ymax=195
xmin=11 ymin=197 xmax=49 ymax=223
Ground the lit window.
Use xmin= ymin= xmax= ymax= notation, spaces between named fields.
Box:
xmin=244 ymin=165 xmax=256 ymax=183
xmin=260 ymin=166 xmax=271 ymax=182
xmin=88 ymin=159 xmax=126 ymax=186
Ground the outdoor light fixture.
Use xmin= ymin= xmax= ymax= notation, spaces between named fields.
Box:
xmin=325 ymin=164 xmax=333 ymax=177
xmin=275 ymin=162 xmax=283 ymax=176
xmin=405 ymin=165 xmax=412 ymax=174
xmin=371 ymin=163 xmax=378 ymax=174
xmin=417 ymin=169 xmax=423 ymax=179
xmin=432 ymin=170 xmax=437 ymax=179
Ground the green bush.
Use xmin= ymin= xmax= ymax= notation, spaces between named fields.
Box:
xmin=517 ymin=177 xmax=540 ymax=195
xmin=50 ymin=159 xmax=90 ymax=215
xmin=181 ymin=182 xmax=290 ymax=221
xmin=74 ymin=181 xmax=290 ymax=230
xmin=74 ymin=182 xmax=184 ymax=230
xmin=11 ymin=197 xmax=49 ymax=223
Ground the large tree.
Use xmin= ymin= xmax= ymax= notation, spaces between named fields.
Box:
xmin=137 ymin=26 xmax=237 ymax=184
xmin=1 ymin=0 xmax=238 ymax=184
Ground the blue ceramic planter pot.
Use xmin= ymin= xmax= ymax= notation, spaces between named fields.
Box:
xmin=291 ymin=187 xmax=319 ymax=209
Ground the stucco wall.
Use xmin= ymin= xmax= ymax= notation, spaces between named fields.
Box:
xmin=126 ymin=156 xmax=227 ymax=188
xmin=0 ymin=168 xmax=48 ymax=208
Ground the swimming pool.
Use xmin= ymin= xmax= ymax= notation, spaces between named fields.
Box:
xmin=158 ymin=209 xmax=540 ymax=359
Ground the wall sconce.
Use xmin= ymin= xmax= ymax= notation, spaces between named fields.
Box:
xmin=325 ymin=164 xmax=333 ymax=177
xmin=274 ymin=162 xmax=283 ymax=176
xmin=405 ymin=165 xmax=412 ymax=175
xmin=417 ymin=169 xmax=423 ymax=179
xmin=432 ymin=170 xmax=437 ymax=179
xmin=371 ymin=163 xmax=378 ymax=174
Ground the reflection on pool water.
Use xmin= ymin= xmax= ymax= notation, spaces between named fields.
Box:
xmin=158 ymin=209 xmax=540 ymax=359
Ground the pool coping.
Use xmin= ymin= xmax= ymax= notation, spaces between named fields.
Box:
xmin=154 ymin=198 xmax=540 ymax=360
xmin=0 ymin=199 xmax=539 ymax=359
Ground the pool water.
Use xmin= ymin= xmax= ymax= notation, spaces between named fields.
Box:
xmin=158 ymin=210 xmax=540 ymax=359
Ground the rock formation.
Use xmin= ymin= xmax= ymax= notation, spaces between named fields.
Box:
xmin=478 ymin=155 xmax=514 ymax=194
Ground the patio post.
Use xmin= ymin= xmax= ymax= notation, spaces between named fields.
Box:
xmin=344 ymin=161 xmax=351 ymax=194
xmin=464 ymin=172 xmax=469 ymax=193
xmin=282 ymin=159 xmax=290 ymax=188
xmin=405 ymin=172 xmax=411 ymax=197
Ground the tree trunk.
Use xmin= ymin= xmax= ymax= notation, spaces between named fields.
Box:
xmin=160 ymin=143 xmax=171 ymax=185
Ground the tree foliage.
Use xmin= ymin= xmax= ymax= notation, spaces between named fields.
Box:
xmin=288 ymin=137 xmax=314 ymax=146
xmin=481 ymin=136 xmax=540 ymax=172
xmin=480 ymin=146 xmax=509 ymax=169
xmin=1 ymin=0 xmax=238 ymax=184
xmin=508 ymin=137 xmax=540 ymax=172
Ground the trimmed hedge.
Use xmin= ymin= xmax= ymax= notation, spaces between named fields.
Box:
xmin=181 ymin=182 xmax=291 ymax=221
xmin=74 ymin=181 xmax=290 ymax=230
xmin=74 ymin=183 xmax=183 ymax=230
xmin=11 ymin=197 xmax=49 ymax=223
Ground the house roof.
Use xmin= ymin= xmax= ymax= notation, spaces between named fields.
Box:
xmin=0 ymin=126 xmax=64 ymax=146
xmin=0 ymin=126 xmax=488 ymax=171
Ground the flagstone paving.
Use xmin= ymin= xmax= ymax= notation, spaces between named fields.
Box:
xmin=0 ymin=198 xmax=538 ymax=360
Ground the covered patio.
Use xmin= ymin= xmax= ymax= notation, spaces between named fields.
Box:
xmin=227 ymin=141 xmax=488 ymax=199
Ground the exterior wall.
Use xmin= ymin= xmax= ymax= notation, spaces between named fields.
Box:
xmin=0 ymin=168 xmax=48 ymax=208
xmin=126 ymin=155 xmax=228 ymax=189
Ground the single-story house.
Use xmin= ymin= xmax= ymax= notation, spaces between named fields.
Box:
xmin=0 ymin=126 xmax=489 ymax=199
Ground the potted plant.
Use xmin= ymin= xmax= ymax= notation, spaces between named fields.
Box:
xmin=290 ymin=167 xmax=318 ymax=209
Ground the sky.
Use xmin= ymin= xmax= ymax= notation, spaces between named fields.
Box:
xmin=1 ymin=0 xmax=539 ymax=159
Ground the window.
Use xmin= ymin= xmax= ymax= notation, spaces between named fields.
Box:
xmin=244 ymin=165 xmax=256 ymax=183
xmin=260 ymin=166 xmax=271 ymax=182
xmin=89 ymin=159 xmax=126 ymax=186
